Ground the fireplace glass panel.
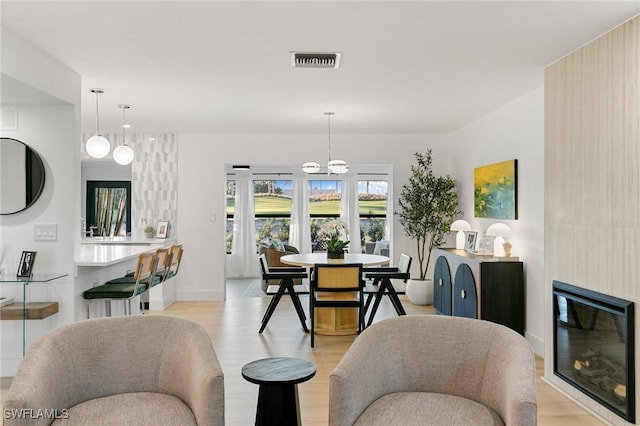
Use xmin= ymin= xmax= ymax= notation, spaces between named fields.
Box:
xmin=553 ymin=281 xmax=635 ymax=423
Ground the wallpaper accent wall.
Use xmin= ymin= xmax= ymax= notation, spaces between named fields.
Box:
xmin=131 ymin=133 xmax=178 ymax=238
xmin=81 ymin=133 xmax=178 ymax=238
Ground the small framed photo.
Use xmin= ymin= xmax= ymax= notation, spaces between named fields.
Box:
xmin=155 ymin=221 xmax=169 ymax=239
xmin=17 ymin=251 xmax=37 ymax=278
xmin=465 ymin=232 xmax=478 ymax=253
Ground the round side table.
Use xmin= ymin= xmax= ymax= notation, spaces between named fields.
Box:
xmin=242 ymin=357 xmax=316 ymax=426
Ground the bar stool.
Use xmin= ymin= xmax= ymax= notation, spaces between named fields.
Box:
xmin=84 ymin=250 xmax=160 ymax=318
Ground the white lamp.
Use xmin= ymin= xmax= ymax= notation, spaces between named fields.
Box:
xmin=302 ymin=162 xmax=320 ymax=173
xmin=450 ymin=219 xmax=471 ymax=250
xmin=113 ymin=104 xmax=134 ymax=165
xmin=85 ymin=88 xmax=111 ymax=159
xmin=486 ymin=223 xmax=512 ymax=257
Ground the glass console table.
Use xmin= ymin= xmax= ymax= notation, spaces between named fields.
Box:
xmin=0 ymin=273 xmax=67 ymax=355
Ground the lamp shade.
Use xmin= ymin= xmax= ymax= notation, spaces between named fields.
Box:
xmin=113 ymin=145 xmax=134 ymax=165
xmin=302 ymin=162 xmax=320 ymax=173
xmin=328 ymin=159 xmax=348 ymax=174
xmin=450 ymin=220 xmax=471 ymax=232
xmin=450 ymin=220 xmax=471 ymax=250
xmin=85 ymin=134 xmax=111 ymax=159
xmin=486 ymin=223 xmax=512 ymax=237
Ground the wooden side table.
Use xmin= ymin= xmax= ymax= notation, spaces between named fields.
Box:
xmin=242 ymin=357 xmax=316 ymax=426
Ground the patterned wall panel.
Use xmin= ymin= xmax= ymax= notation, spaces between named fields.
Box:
xmin=81 ymin=132 xmax=178 ymax=238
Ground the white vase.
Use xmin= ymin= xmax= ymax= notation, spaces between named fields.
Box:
xmin=406 ymin=279 xmax=434 ymax=305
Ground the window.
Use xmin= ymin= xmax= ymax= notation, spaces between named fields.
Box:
xmin=359 ymin=179 xmax=389 ymax=251
xmin=308 ymin=179 xmax=341 ymax=250
xmin=254 ymin=179 xmax=292 ymax=244
xmin=226 ymin=178 xmax=293 ymax=253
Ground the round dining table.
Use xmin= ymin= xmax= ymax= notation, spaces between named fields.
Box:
xmin=279 ymin=253 xmax=389 ymax=268
xmin=280 ymin=253 xmax=390 ymax=336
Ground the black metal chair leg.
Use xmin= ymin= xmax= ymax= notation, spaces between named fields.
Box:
xmin=259 ymin=287 xmax=286 ymax=333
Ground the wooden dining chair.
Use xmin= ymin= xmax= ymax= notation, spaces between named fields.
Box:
xmin=363 ymin=253 xmax=412 ymax=326
xmin=258 ymin=254 xmax=309 ymax=333
xmin=309 ymin=263 xmax=364 ymax=347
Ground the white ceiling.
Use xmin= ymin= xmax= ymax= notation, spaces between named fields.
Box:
xmin=1 ymin=1 xmax=639 ymax=135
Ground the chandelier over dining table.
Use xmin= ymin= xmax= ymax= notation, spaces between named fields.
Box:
xmin=302 ymin=112 xmax=348 ymax=175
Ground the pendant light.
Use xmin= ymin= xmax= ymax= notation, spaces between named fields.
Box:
xmin=85 ymin=88 xmax=111 ymax=159
xmin=303 ymin=112 xmax=348 ymax=175
xmin=113 ymin=104 xmax=135 ymax=165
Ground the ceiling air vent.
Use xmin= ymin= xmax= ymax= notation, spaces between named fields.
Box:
xmin=291 ymin=52 xmax=341 ymax=69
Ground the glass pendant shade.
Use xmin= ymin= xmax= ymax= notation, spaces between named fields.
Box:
xmin=113 ymin=145 xmax=134 ymax=165
xmin=328 ymin=159 xmax=348 ymax=174
xmin=302 ymin=162 xmax=321 ymax=173
xmin=85 ymin=134 xmax=110 ymax=159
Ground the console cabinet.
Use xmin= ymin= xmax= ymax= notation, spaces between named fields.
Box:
xmin=433 ymin=248 xmax=524 ymax=335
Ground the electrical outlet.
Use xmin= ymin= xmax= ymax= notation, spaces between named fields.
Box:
xmin=34 ymin=224 xmax=57 ymax=241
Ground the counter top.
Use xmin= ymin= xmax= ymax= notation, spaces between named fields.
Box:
xmin=80 ymin=236 xmax=175 ymax=245
xmin=75 ymin=244 xmax=157 ymax=266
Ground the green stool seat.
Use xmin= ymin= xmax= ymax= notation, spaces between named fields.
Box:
xmin=108 ymin=274 xmax=163 ymax=288
xmin=83 ymin=282 xmax=149 ymax=300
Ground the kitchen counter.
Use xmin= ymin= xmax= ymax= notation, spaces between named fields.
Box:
xmin=80 ymin=236 xmax=176 ymax=245
xmin=75 ymin=238 xmax=175 ymax=266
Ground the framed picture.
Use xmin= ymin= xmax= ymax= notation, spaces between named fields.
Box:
xmin=465 ymin=231 xmax=478 ymax=253
xmin=474 ymin=159 xmax=518 ymax=219
xmin=17 ymin=251 xmax=37 ymax=278
xmin=155 ymin=221 xmax=169 ymax=239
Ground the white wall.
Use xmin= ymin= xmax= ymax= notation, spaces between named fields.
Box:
xmin=176 ymin=133 xmax=451 ymax=301
xmin=447 ymin=87 xmax=545 ymax=354
xmin=0 ymin=30 xmax=80 ymax=375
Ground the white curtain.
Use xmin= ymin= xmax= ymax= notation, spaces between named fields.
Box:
xmin=227 ymin=171 xmax=258 ymax=277
xmin=289 ymin=172 xmax=312 ymax=253
xmin=340 ymin=172 xmax=361 ymax=253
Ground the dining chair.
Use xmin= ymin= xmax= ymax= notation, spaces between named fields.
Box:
xmin=310 ymin=263 xmax=364 ymax=347
xmin=83 ymin=250 xmax=161 ymax=318
xmin=258 ymin=254 xmax=309 ymax=333
xmin=363 ymin=253 xmax=412 ymax=326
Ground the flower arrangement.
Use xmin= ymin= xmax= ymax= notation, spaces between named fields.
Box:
xmin=318 ymin=219 xmax=349 ymax=258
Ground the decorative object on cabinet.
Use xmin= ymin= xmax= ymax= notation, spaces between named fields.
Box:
xmin=486 ymin=222 xmax=518 ymax=259
xmin=474 ymin=159 xmax=518 ymax=219
xmin=450 ymin=219 xmax=471 ymax=250
xmin=0 ymin=138 xmax=46 ymax=215
xmin=464 ymin=231 xmax=478 ymax=253
xmin=433 ymin=248 xmax=524 ymax=335
xmin=85 ymin=88 xmax=111 ymax=159
xmin=156 ymin=221 xmax=169 ymax=239
xmin=397 ymin=149 xmax=460 ymax=281
xmin=17 ymin=251 xmax=36 ymax=278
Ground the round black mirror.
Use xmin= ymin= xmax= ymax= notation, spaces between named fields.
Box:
xmin=1 ymin=138 xmax=46 ymax=215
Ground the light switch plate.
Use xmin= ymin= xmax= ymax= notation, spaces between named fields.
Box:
xmin=34 ymin=224 xmax=57 ymax=241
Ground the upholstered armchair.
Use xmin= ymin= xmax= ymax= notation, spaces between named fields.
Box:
xmin=329 ymin=315 xmax=536 ymax=426
xmin=4 ymin=315 xmax=225 ymax=426
xmin=258 ymin=242 xmax=301 ymax=292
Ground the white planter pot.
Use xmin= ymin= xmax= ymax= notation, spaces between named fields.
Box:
xmin=406 ymin=278 xmax=434 ymax=306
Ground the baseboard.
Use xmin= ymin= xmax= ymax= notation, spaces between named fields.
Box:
xmin=176 ymin=290 xmax=224 ymax=301
xmin=525 ymin=330 xmax=544 ymax=356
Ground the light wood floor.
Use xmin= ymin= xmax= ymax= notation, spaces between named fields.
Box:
xmin=2 ymin=287 xmax=604 ymax=425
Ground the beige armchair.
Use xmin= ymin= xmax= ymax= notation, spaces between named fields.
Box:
xmin=329 ymin=315 xmax=536 ymax=426
xmin=258 ymin=243 xmax=301 ymax=292
xmin=4 ymin=315 xmax=224 ymax=426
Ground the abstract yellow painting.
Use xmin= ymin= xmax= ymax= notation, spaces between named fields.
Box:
xmin=474 ymin=159 xmax=517 ymax=219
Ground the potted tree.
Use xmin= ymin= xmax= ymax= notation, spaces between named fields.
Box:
xmin=397 ymin=149 xmax=460 ymax=305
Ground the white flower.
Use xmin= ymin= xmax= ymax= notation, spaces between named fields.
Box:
xmin=318 ymin=219 xmax=348 ymax=242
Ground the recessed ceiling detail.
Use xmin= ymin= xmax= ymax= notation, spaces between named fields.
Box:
xmin=291 ymin=52 xmax=341 ymax=69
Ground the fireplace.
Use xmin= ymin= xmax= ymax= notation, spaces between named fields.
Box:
xmin=553 ymin=280 xmax=635 ymax=423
